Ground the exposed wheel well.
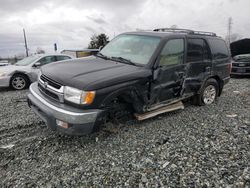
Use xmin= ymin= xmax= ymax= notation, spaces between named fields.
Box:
xmin=101 ymin=89 xmax=144 ymax=113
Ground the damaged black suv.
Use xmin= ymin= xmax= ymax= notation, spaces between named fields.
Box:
xmin=27 ymin=28 xmax=231 ymax=135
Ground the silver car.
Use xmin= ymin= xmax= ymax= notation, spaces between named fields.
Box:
xmin=0 ymin=54 xmax=72 ymax=90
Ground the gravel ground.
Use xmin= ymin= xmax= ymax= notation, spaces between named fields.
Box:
xmin=0 ymin=78 xmax=249 ymax=187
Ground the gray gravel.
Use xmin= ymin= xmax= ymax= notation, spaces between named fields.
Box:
xmin=0 ymin=78 xmax=249 ymax=187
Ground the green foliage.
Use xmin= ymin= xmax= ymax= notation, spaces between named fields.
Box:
xmin=88 ymin=33 xmax=109 ymax=49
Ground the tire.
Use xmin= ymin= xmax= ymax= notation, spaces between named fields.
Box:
xmin=10 ymin=74 xmax=29 ymax=90
xmin=193 ymin=78 xmax=219 ymax=106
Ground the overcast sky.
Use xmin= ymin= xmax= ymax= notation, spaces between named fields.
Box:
xmin=0 ymin=0 xmax=249 ymax=57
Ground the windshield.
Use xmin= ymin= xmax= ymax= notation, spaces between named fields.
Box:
xmin=100 ymin=34 xmax=161 ymax=65
xmin=15 ymin=56 xmax=40 ymax=66
xmin=234 ymin=55 xmax=250 ymax=62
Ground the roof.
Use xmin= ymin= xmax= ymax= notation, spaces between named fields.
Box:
xmin=31 ymin=53 xmax=71 ymax=57
xmin=61 ymin=49 xmax=99 ymax=53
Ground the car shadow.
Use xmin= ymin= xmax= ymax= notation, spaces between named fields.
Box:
xmin=0 ymin=87 xmax=28 ymax=92
xmin=0 ymin=87 xmax=11 ymax=92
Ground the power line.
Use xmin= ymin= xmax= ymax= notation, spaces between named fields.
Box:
xmin=227 ymin=17 xmax=233 ymax=45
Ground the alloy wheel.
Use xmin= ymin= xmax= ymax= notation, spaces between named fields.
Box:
xmin=203 ymin=85 xmax=216 ymax=104
xmin=12 ymin=76 xmax=26 ymax=90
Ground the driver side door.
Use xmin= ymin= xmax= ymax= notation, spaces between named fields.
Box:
xmin=150 ymin=38 xmax=186 ymax=104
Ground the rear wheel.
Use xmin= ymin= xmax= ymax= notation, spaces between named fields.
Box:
xmin=193 ymin=78 xmax=219 ymax=106
xmin=10 ymin=74 xmax=29 ymax=90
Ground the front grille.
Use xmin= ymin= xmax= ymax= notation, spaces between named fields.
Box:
xmin=38 ymin=74 xmax=64 ymax=103
xmin=40 ymin=74 xmax=61 ymax=89
xmin=38 ymin=83 xmax=60 ymax=101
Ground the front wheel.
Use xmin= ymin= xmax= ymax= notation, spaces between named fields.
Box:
xmin=10 ymin=74 xmax=29 ymax=90
xmin=193 ymin=78 xmax=219 ymax=106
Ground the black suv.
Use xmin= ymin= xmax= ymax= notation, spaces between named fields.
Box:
xmin=27 ymin=28 xmax=231 ymax=135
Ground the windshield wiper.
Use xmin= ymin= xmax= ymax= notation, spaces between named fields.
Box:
xmin=111 ymin=56 xmax=138 ymax=66
xmin=95 ymin=53 xmax=110 ymax=60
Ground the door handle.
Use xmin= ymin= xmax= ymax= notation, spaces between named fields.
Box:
xmin=177 ymin=72 xmax=185 ymax=78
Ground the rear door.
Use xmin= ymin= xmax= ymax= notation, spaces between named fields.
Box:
xmin=207 ymin=39 xmax=231 ymax=79
xmin=183 ymin=38 xmax=212 ymax=94
xmin=151 ymin=38 xmax=186 ymax=104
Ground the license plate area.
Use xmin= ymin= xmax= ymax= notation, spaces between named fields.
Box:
xmin=237 ymin=68 xmax=246 ymax=73
xmin=30 ymin=103 xmax=48 ymax=124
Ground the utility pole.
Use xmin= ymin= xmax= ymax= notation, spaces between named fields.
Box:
xmin=23 ymin=28 xmax=29 ymax=57
xmin=227 ymin=17 xmax=233 ymax=46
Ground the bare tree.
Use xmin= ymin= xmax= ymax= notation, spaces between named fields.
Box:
xmin=225 ymin=33 xmax=243 ymax=44
xmin=36 ymin=47 xmax=45 ymax=54
xmin=88 ymin=34 xmax=109 ymax=49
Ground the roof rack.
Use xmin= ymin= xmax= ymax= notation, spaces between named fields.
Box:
xmin=153 ymin=28 xmax=217 ymax=37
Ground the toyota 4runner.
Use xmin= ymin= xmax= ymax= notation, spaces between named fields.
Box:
xmin=27 ymin=28 xmax=231 ymax=135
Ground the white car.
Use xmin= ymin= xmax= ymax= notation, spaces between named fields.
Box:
xmin=0 ymin=60 xmax=9 ymax=66
xmin=0 ymin=54 xmax=72 ymax=90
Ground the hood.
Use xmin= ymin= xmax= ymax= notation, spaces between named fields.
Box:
xmin=41 ymin=56 xmax=151 ymax=90
xmin=0 ymin=64 xmax=31 ymax=74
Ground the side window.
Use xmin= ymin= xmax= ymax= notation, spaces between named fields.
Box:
xmin=208 ymin=39 xmax=229 ymax=59
xmin=203 ymin=40 xmax=212 ymax=61
xmin=159 ymin=39 xmax=184 ymax=66
xmin=38 ymin=56 xmax=56 ymax=65
xmin=187 ymin=39 xmax=203 ymax=62
xmin=56 ymin=56 xmax=71 ymax=61
xmin=187 ymin=39 xmax=212 ymax=62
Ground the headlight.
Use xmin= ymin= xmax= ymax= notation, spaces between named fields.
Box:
xmin=0 ymin=72 xmax=7 ymax=77
xmin=64 ymin=86 xmax=96 ymax=105
xmin=37 ymin=70 xmax=42 ymax=80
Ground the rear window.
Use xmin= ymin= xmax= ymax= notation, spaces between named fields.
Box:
xmin=208 ymin=39 xmax=229 ymax=59
xmin=57 ymin=56 xmax=71 ymax=61
xmin=234 ymin=55 xmax=250 ymax=62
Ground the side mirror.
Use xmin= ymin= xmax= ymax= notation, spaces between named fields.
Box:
xmin=153 ymin=68 xmax=161 ymax=80
xmin=33 ymin=62 xmax=41 ymax=67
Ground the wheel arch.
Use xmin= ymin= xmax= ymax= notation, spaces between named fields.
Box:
xmin=9 ymin=72 xmax=31 ymax=86
xmin=198 ymin=75 xmax=223 ymax=96
xmin=100 ymin=86 xmax=144 ymax=113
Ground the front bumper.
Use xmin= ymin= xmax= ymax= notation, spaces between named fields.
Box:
xmin=0 ymin=76 xmax=11 ymax=87
xmin=27 ymin=83 xmax=102 ymax=135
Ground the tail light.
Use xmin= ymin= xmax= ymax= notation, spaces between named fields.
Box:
xmin=229 ymin=59 xmax=233 ymax=74
xmin=229 ymin=62 xmax=232 ymax=74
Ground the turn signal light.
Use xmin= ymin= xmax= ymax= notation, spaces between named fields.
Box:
xmin=83 ymin=91 xmax=96 ymax=105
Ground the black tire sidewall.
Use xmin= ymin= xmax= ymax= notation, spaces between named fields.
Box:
xmin=10 ymin=74 xmax=28 ymax=90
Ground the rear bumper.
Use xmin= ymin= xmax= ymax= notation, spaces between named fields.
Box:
xmin=0 ymin=76 xmax=10 ymax=87
xmin=231 ymin=66 xmax=250 ymax=75
xmin=231 ymin=72 xmax=250 ymax=76
xmin=27 ymin=83 xmax=102 ymax=135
